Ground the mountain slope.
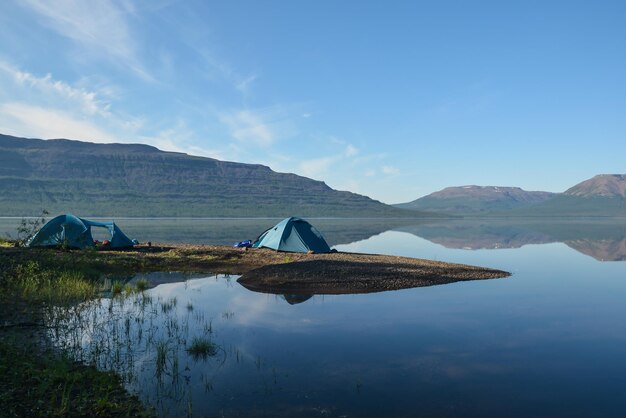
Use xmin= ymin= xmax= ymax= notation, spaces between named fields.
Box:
xmin=0 ymin=134 xmax=421 ymax=217
xmin=395 ymin=186 xmax=556 ymax=214
xmin=564 ymin=174 xmax=626 ymax=198
xmin=503 ymin=175 xmax=626 ymax=217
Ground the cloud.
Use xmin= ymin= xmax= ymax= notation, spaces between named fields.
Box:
xmin=219 ymin=110 xmax=274 ymax=146
xmin=295 ymin=143 xmax=359 ymax=179
xmin=382 ymin=165 xmax=400 ymax=175
xmin=298 ymin=155 xmax=338 ymax=178
xmin=345 ymin=144 xmax=359 ymax=157
xmin=0 ymin=102 xmax=116 ymax=142
xmin=0 ymin=61 xmax=111 ymax=117
xmin=235 ymin=74 xmax=258 ymax=94
xmin=19 ymin=0 xmax=152 ymax=81
xmin=140 ymin=123 xmax=225 ymax=159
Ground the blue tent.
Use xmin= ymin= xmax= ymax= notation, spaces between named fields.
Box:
xmin=27 ymin=214 xmax=135 ymax=249
xmin=252 ymin=217 xmax=331 ymax=253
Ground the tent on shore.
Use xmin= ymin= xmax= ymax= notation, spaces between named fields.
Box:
xmin=252 ymin=217 xmax=331 ymax=253
xmin=27 ymin=213 xmax=135 ymax=249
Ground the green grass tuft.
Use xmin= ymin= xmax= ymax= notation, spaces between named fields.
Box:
xmin=186 ymin=337 xmax=218 ymax=360
xmin=135 ymin=278 xmax=149 ymax=291
xmin=111 ymin=281 xmax=124 ymax=295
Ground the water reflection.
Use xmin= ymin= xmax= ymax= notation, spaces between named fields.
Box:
xmin=46 ymin=275 xmax=238 ymax=417
xmin=395 ymin=220 xmax=626 ymax=261
xmin=41 ymin=237 xmax=626 ymax=417
xmin=281 ymin=294 xmax=314 ymax=305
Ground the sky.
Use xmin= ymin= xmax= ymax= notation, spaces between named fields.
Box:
xmin=0 ymin=0 xmax=624 ymax=203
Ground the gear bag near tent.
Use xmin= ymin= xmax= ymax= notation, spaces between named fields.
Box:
xmin=252 ymin=217 xmax=331 ymax=253
xmin=27 ymin=214 xmax=135 ymax=249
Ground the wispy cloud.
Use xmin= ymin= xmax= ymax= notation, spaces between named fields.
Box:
xmin=218 ymin=105 xmax=300 ymax=148
xmin=0 ymin=61 xmax=111 ymax=117
xmin=345 ymin=144 xmax=359 ymax=157
xmin=219 ymin=110 xmax=274 ymax=147
xmin=297 ymin=144 xmax=359 ymax=179
xmin=382 ymin=165 xmax=400 ymax=175
xmin=0 ymin=102 xmax=115 ymax=141
xmin=235 ymin=74 xmax=258 ymax=94
xmin=298 ymin=155 xmax=337 ymax=178
xmin=19 ymin=0 xmax=152 ymax=81
xmin=140 ymin=122 xmax=225 ymax=159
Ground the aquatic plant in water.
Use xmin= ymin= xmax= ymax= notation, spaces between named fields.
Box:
xmin=186 ymin=337 xmax=218 ymax=360
xmin=136 ymin=278 xmax=149 ymax=291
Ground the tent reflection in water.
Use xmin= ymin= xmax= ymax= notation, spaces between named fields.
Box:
xmin=252 ymin=217 xmax=331 ymax=253
xmin=27 ymin=213 xmax=135 ymax=249
xmin=281 ymin=294 xmax=313 ymax=305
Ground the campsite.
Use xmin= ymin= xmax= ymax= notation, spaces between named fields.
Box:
xmin=5 ymin=215 xmax=626 ymax=416
xmin=1 ymin=215 xmax=510 ymax=417
xmin=2 ymin=1 xmax=626 ymax=417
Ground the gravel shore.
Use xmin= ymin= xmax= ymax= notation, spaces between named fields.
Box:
xmin=238 ymin=250 xmax=510 ymax=294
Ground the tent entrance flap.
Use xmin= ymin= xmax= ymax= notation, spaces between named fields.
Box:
xmin=90 ymin=226 xmax=112 ymax=242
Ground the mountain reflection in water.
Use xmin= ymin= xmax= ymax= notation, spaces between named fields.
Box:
xmin=395 ymin=219 xmax=626 ymax=261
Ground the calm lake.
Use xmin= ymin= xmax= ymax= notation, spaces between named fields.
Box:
xmin=4 ymin=217 xmax=626 ymax=417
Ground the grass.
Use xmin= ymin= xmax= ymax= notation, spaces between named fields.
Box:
xmin=0 ymin=260 xmax=99 ymax=304
xmin=155 ymin=341 xmax=169 ymax=380
xmin=0 ymin=336 xmax=153 ymax=417
xmin=160 ymin=297 xmax=177 ymax=313
xmin=186 ymin=336 xmax=218 ymax=360
xmin=0 ymin=237 xmax=15 ymax=248
xmin=136 ymin=277 xmax=149 ymax=291
xmin=111 ymin=281 xmax=124 ymax=295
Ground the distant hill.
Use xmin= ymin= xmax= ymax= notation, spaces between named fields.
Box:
xmin=564 ymin=174 xmax=626 ymax=198
xmin=394 ymin=186 xmax=556 ymax=215
xmin=503 ymin=175 xmax=626 ymax=217
xmin=397 ymin=175 xmax=626 ymax=217
xmin=0 ymin=133 xmax=426 ymax=217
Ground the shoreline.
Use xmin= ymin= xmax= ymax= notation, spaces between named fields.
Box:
xmin=1 ymin=243 xmax=511 ymax=294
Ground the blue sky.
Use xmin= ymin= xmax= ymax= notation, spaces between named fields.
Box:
xmin=0 ymin=1 xmax=624 ymax=203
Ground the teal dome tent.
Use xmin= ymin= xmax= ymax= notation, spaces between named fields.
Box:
xmin=252 ymin=217 xmax=331 ymax=253
xmin=27 ymin=214 xmax=135 ymax=249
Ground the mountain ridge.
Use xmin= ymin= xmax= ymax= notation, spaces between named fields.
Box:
xmin=396 ymin=176 xmax=626 ymax=216
xmin=564 ymin=174 xmax=626 ymax=198
xmin=395 ymin=185 xmax=556 ymax=214
xmin=0 ymin=133 xmax=426 ymax=218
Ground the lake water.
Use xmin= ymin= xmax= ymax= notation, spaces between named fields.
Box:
xmin=6 ymin=217 xmax=626 ymax=417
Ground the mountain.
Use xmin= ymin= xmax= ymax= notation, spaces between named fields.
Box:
xmin=0 ymin=133 xmax=424 ymax=217
xmin=503 ymin=175 xmax=626 ymax=217
xmin=564 ymin=174 xmax=626 ymax=198
xmin=394 ymin=186 xmax=556 ymax=215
